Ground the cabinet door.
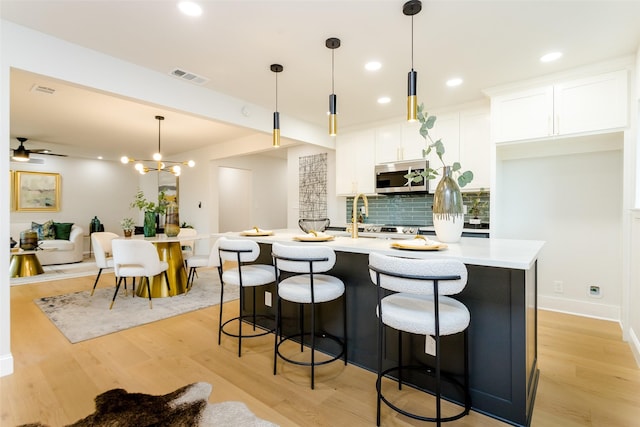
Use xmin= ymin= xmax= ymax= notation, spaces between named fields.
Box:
xmin=427 ymin=112 xmax=460 ymax=169
xmin=401 ymin=121 xmax=425 ymax=161
xmin=554 ymin=70 xmax=628 ymax=135
xmin=459 ymin=108 xmax=491 ymax=191
xmin=491 ymin=86 xmax=553 ymax=143
xmin=375 ymin=123 xmax=403 ymax=163
xmin=336 ymin=130 xmax=375 ymax=195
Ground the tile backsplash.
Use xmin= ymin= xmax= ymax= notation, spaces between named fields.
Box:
xmin=345 ymin=191 xmax=490 ymax=226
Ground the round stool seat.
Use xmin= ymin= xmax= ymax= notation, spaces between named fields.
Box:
xmin=381 ymin=293 xmax=470 ymax=336
xmin=222 ymin=264 xmax=275 ymax=287
xmin=279 ymin=274 xmax=344 ymax=303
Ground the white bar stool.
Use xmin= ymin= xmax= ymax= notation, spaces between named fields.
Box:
xmin=271 ymin=242 xmax=347 ymax=389
xmin=217 ymin=237 xmax=276 ymax=357
xmin=368 ymin=252 xmax=471 ymax=426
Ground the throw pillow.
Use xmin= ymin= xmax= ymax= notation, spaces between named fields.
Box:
xmin=53 ymin=222 xmax=74 ymax=240
xmin=42 ymin=220 xmax=56 ymax=240
xmin=31 ymin=222 xmax=44 ymax=240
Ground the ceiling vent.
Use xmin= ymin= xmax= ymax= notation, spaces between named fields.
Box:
xmin=169 ymin=68 xmax=209 ymax=85
xmin=30 ymin=84 xmax=56 ymax=95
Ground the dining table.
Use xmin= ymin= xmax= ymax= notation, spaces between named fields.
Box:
xmin=118 ymin=234 xmax=210 ymax=298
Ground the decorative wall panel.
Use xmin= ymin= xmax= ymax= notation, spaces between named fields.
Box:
xmin=299 ymin=153 xmax=327 ymax=219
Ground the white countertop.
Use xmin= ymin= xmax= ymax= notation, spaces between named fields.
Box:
xmin=213 ymin=229 xmax=544 ymax=270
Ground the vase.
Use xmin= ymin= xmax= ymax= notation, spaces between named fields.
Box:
xmin=164 ymin=201 xmax=180 ymax=237
xmin=432 ymin=166 xmax=464 ymax=243
xmin=143 ymin=211 xmax=157 ymax=237
xmin=123 ymin=229 xmax=133 ymax=238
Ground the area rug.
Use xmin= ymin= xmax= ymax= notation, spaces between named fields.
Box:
xmin=10 ymin=260 xmax=98 ymax=286
xmin=34 ymin=269 xmax=238 ymax=343
xmin=17 ymin=381 xmax=278 ymax=427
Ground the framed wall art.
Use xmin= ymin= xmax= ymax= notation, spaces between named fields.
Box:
xmin=14 ymin=171 xmax=61 ymax=212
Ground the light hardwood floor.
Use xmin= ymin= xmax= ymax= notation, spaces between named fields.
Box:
xmin=2 ymin=272 xmax=640 ymax=426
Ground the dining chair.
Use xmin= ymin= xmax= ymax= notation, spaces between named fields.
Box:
xmin=178 ymin=227 xmax=198 ymax=269
xmin=368 ymin=252 xmax=471 ymax=426
xmin=90 ymin=231 xmax=119 ymax=296
xmin=185 ymin=238 xmax=221 ymax=292
xmin=111 ymin=239 xmax=170 ymax=309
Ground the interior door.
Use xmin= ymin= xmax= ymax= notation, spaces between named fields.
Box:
xmin=218 ymin=166 xmax=252 ymax=232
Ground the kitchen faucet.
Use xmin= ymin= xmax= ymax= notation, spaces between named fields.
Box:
xmin=351 ymin=193 xmax=368 ymax=239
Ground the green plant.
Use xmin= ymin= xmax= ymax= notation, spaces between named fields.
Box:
xmin=120 ymin=217 xmax=135 ymax=231
xmin=130 ymin=190 xmax=168 ymax=215
xmin=180 ymin=221 xmax=194 ymax=229
xmin=406 ymin=104 xmax=474 ymax=188
xmin=468 ymin=190 xmax=488 ymax=218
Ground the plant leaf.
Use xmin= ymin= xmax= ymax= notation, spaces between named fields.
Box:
xmin=451 ymin=162 xmax=461 ymax=172
xmin=425 ymin=115 xmax=437 ymax=130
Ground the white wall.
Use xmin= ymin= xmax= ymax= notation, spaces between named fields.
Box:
xmin=10 ymin=157 xmax=140 ymax=243
xmin=495 ymin=141 xmax=623 ymax=320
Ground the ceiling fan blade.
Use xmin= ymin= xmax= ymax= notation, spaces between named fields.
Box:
xmin=31 ymin=149 xmax=68 ymax=157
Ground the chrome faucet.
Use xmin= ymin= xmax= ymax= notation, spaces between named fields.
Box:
xmin=351 ymin=193 xmax=369 ymax=239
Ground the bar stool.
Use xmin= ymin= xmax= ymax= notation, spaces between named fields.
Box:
xmin=271 ymin=242 xmax=347 ymax=389
xmin=368 ymin=252 xmax=471 ymax=426
xmin=218 ymin=237 xmax=276 ymax=357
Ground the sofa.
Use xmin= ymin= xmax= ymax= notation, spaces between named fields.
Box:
xmin=10 ymin=222 xmax=84 ymax=266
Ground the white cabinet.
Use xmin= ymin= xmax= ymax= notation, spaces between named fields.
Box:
xmin=459 ymin=109 xmax=491 ymax=191
xmin=335 ymin=129 xmax=375 ymax=195
xmin=491 ymin=70 xmax=628 ymax=143
xmin=375 ymin=123 xmax=424 ymax=163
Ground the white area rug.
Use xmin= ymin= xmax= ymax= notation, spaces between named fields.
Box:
xmin=34 ymin=269 xmax=238 ymax=343
xmin=11 ymin=259 xmax=98 ymax=286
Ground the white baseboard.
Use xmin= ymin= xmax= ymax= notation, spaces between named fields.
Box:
xmin=629 ymin=327 xmax=640 ymax=368
xmin=539 ymin=295 xmax=620 ymax=321
xmin=0 ymin=352 xmax=14 ymax=377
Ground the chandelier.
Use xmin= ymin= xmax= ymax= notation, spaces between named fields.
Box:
xmin=120 ymin=115 xmax=195 ymax=176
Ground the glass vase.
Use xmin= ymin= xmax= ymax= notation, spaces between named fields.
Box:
xmin=164 ymin=201 xmax=180 ymax=237
xmin=432 ymin=166 xmax=464 ymax=243
xmin=143 ymin=211 xmax=157 ymax=237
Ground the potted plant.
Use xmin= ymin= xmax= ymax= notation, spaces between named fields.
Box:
xmin=130 ymin=190 xmax=167 ymax=237
xmin=120 ymin=217 xmax=135 ymax=237
xmin=467 ymin=189 xmax=488 ymax=226
xmin=406 ymin=103 xmax=475 ymax=243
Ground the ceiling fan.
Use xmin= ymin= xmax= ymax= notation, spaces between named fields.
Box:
xmin=11 ymin=137 xmax=68 ymax=163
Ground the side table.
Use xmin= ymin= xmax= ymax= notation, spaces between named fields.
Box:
xmin=9 ymin=251 xmax=45 ymax=278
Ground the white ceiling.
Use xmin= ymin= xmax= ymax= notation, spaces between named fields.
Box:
xmin=3 ymin=0 xmax=640 ymax=161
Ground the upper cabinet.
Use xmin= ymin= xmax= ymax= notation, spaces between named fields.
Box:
xmin=335 ymin=129 xmax=375 ymax=196
xmin=491 ymin=70 xmax=628 ymax=143
xmin=375 ymin=122 xmax=424 ymax=163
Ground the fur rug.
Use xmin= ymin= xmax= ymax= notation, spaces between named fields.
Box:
xmin=18 ymin=382 xmax=277 ymax=427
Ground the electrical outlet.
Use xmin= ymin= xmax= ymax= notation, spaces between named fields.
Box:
xmin=589 ymin=285 xmax=602 ymax=298
xmin=553 ymin=280 xmax=563 ymax=293
xmin=264 ymin=291 xmax=272 ymax=307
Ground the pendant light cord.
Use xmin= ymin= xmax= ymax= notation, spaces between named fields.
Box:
xmin=332 ymin=49 xmax=335 ymax=93
xmin=411 ymin=15 xmax=415 ymax=71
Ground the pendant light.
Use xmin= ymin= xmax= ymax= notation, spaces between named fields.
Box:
xmin=271 ymin=64 xmax=283 ymax=148
xmin=120 ymin=115 xmax=195 ymax=175
xmin=403 ymin=0 xmax=422 ymax=122
xmin=326 ymin=37 xmax=340 ymax=136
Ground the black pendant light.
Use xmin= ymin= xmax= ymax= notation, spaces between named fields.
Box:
xmin=12 ymin=137 xmax=30 ymax=162
xmin=271 ymin=64 xmax=283 ymax=148
xmin=326 ymin=37 xmax=340 ymax=136
xmin=403 ymin=0 xmax=422 ymax=122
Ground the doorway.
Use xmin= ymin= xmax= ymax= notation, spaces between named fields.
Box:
xmin=218 ymin=167 xmax=252 ymax=232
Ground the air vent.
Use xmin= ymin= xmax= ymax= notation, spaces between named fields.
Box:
xmin=30 ymin=84 xmax=56 ymax=95
xmin=169 ymin=68 xmax=209 ymax=85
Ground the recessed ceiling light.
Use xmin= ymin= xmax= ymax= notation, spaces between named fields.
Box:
xmin=178 ymin=1 xmax=202 ymax=17
xmin=97 ymin=156 xmax=103 ymax=160
xmin=365 ymin=61 xmax=382 ymax=71
xmin=540 ymin=51 xmax=562 ymax=63
xmin=377 ymin=97 xmax=391 ymax=104
xmin=446 ymin=78 xmax=463 ymax=87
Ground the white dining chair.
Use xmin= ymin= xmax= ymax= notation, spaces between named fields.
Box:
xmin=90 ymin=231 xmax=119 ymax=296
xmin=111 ymin=239 xmax=170 ymax=309
xmin=178 ymin=227 xmax=198 ymax=268
xmin=185 ymin=238 xmax=221 ymax=292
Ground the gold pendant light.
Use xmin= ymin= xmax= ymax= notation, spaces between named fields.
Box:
xmin=271 ymin=64 xmax=283 ymax=148
xmin=403 ymin=0 xmax=422 ymax=122
xmin=120 ymin=115 xmax=195 ymax=175
xmin=326 ymin=37 xmax=340 ymax=136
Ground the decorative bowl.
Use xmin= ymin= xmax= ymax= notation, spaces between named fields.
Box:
xmin=298 ymin=218 xmax=330 ymax=233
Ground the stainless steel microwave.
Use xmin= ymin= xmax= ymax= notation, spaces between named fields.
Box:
xmin=374 ymin=160 xmax=429 ymax=194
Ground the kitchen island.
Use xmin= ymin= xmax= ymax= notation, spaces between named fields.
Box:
xmin=214 ymin=230 xmax=544 ymax=427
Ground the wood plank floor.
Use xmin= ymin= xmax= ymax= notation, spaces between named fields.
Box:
xmin=2 ymin=271 xmax=639 ymax=426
